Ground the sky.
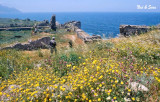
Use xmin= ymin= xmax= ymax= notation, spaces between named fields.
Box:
xmin=0 ymin=0 xmax=160 ymax=12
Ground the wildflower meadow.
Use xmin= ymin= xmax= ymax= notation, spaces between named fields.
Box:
xmin=0 ymin=30 xmax=160 ymax=101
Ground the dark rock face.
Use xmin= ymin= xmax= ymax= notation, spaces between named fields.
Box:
xmin=50 ymin=15 xmax=56 ymax=31
xmin=2 ymin=37 xmax=51 ymax=50
xmin=120 ymin=25 xmax=151 ymax=36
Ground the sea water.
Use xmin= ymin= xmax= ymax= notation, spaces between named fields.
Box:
xmin=0 ymin=12 xmax=160 ymax=38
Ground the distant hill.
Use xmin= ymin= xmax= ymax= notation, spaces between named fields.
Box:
xmin=0 ymin=4 xmax=21 ymax=13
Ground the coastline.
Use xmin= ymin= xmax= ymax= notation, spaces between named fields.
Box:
xmin=1 ymin=12 xmax=160 ymax=38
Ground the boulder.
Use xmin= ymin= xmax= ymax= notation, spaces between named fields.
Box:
xmin=129 ymin=82 xmax=149 ymax=92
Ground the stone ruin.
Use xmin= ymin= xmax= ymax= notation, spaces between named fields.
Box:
xmin=120 ymin=25 xmax=152 ymax=36
xmin=37 ymin=20 xmax=49 ymax=26
xmin=34 ymin=15 xmax=57 ymax=33
xmin=1 ymin=37 xmax=51 ymax=50
xmin=76 ymin=29 xmax=101 ymax=43
xmin=61 ymin=21 xmax=81 ymax=31
xmin=0 ymin=15 xmax=102 ymax=50
xmin=61 ymin=21 xmax=101 ymax=42
xmin=59 ymin=20 xmax=101 ymax=42
xmin=50 ymin=15 xmax=56 ymax=31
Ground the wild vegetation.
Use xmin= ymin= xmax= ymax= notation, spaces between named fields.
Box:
xmin=0 ymin=30 xmax=160 ymax=101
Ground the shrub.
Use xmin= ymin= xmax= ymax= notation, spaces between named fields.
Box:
xmin=38 ymin=49 xmax=43 ymax=57
xmin=0 ymin=50 xmax=34 ymax=79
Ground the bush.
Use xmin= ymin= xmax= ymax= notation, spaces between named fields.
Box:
xmin=38 ymin=49 xmax=43 ymax=57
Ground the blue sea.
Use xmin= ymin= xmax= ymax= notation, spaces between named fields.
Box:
xmin=1 ymin=12 xmax=160 ymax=38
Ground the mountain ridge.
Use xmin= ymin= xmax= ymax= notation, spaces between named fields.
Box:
xmin=0 ymin=4 xmax=21 ymax=13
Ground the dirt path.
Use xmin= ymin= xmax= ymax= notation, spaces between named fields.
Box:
xmin=64 ymin=34 xmax=84 ymax=45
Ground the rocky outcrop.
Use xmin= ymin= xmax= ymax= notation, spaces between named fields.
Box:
xmin=62 ymin=21 xmax=81 ymax=31
xmin=120 ymin=25 xmax=151 ymax=36
xmin=50 ymin=15 xmax=56 ymax=31
xmin=1 ymin=37 xmax=51 ymax=50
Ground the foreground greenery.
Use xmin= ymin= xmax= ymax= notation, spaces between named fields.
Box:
xmin=0 ymin=30 xmax=160 ymax=101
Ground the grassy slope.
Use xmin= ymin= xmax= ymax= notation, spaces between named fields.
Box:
xmin=0 ymin=31 xmax=32 ymax=46
xmin=0 ymin=30 xmax=160 ymax=101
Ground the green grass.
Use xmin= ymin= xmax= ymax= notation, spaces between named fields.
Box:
xmin=0 ymin=31 xmax=32 ymax=46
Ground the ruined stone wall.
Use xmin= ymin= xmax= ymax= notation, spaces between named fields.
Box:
xmin=1 ymin=37 xmax=51 ymax=50
xmin=119 ymin=25 xmax=152 ymax=36
xmin=0 ymin=27 xmax=32 ymax=31
xmin=76 ymin=29 xmax=101 ymax=43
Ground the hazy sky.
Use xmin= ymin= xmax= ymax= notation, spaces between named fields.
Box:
xmin=0 ymin=0 xmax=160 ymax=12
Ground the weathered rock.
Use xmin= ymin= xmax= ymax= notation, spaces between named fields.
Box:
xmin=50 ymin=15 xmax=56 ymax=31
xmin=129 ymin=82 xmax=149 ymax=92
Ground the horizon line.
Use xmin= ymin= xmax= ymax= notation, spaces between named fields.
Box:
xmin=1 ymin=11 xmax=160 ymax=14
